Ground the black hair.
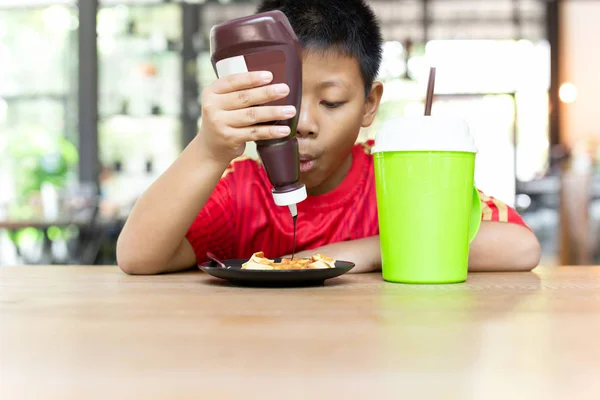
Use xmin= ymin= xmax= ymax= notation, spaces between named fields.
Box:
xmin=256 ymin=0 xmax=383 ymax=97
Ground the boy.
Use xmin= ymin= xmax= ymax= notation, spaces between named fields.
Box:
xmin=117 ymin=0 xmax=540 ymax=275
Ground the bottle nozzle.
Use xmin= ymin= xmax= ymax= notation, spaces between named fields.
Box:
xmin=287 ymin=203 xmax=298 ymax=217
xmin=272 ymin=184 xmax=307 ymax=210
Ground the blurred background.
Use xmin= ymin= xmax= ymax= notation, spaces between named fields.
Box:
xmin=0 ymin=0 xmax=597 ymax=266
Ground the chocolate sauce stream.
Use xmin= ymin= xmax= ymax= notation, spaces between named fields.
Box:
xmin=291 ymin=214 xmax=297 ymax=259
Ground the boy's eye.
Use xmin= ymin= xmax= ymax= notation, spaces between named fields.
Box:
xmin=321 ymin=101 xmax=344 ymax=109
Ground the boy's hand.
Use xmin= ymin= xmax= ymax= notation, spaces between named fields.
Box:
xmin=198 ymin=71 xmax=297 ymax=163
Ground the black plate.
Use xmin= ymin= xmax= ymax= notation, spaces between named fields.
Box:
xmin=199 ymin=258 xmax=355 ymax=287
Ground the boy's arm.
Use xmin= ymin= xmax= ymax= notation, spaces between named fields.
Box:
xmin=116 ymin=137 xmax=229 ymax=275
xmin=288 ymin=236 xmax=381 ymax=274
xmin=468 ymin=192 xmax=541 ymax=271
xmin=117 ymin=71 xmax=295 ymax=275
xmin=294 ymin=221 xmax=540 ymax=274
xmin=467 ymin=221 xmax=541 ymax=271
xmin=291 ymin=198 xmax=540 ymax=273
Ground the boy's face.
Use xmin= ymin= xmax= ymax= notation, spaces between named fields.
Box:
xmin=296 ymin=50 xmax=383 ymax=195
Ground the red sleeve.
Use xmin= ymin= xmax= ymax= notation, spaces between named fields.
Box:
xmin=478 ymin=190 xmax=529 ymax=229
xmin=185 ymin=173 xmax=236 ymax=264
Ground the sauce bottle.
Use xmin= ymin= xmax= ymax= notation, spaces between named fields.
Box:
xmin=209 ymin=10 xmax=307 ymax=217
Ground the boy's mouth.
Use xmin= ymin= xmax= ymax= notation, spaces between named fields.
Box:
xmin=300 ymin=160 xmax=315 ymax=173
xmin=299 ymin=154 xmax=316 ymax=173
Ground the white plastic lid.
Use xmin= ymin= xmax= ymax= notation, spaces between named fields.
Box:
xmin=272 ymin=184 xmax=307 ymax=207
xmin=372 ymin=116 xmax=477 ymax=154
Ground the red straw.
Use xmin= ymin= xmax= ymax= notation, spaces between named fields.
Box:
xmin=424 ymin=66 xmax=436 ymax=116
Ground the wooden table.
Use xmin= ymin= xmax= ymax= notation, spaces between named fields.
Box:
xmin=2 ymin=266 xmax=600 ymax=399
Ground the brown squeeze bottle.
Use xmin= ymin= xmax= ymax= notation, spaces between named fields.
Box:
xmin=209 ymin=10 xmax=307 ymax=218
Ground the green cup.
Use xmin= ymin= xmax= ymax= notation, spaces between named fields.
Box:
xmin=372 ymin=117 xmax=481 ymax=284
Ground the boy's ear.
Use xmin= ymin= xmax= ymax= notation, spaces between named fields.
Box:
xmin=361 ymin=81 xmax=384 ymax=128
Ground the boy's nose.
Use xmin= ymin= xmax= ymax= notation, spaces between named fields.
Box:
xmin=295 ymin=102 xmax=318 ymax=138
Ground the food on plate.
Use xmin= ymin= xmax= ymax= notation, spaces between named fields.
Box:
xmin=241 ymin=252 xmax=336 ymax=270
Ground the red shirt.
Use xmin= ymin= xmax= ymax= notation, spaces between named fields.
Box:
xmin=186 ymin=141 xmax=528 ymax=263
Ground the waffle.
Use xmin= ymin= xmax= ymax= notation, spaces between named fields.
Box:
xmin=241 ymin=252 xmax=336 ymax=270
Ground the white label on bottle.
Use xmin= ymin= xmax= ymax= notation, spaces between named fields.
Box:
xmin=215 ymin=55 xmax=249 ymax=78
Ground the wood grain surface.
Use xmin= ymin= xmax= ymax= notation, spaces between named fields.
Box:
xmin=2 ymin=266 xmax=600 ymax=399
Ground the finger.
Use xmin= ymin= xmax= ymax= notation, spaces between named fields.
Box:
xmin=220 ymin=83 xmax=290 ymax=111
xmin=227 ymin=105 xmax=296 ymax=128
xmin=212 ymin=71 xmax=273 ymax=95
xmin=235 ymin=124 xmax=292 ymax=142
